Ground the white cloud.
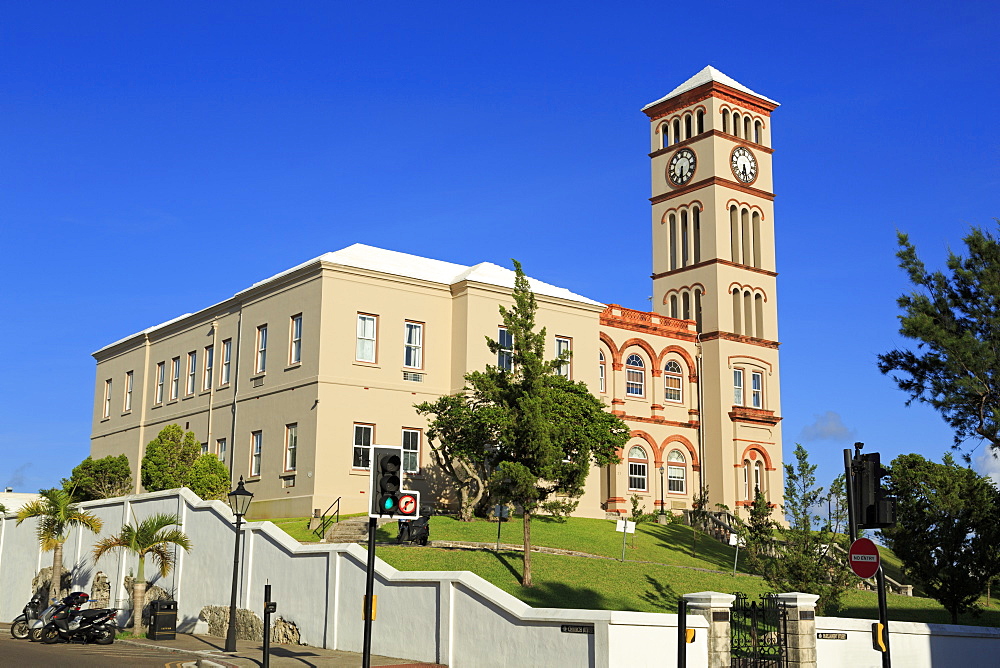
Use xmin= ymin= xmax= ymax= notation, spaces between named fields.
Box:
xmin=974 ymin=450 xmax=1000 ymax=488
xmin=799 ymin=411 xmax=857 ymax=442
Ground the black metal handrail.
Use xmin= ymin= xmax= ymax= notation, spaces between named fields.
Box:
xmin=313 ymin=497 xmax=341 ymax=538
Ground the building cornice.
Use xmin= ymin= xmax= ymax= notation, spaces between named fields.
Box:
xmin=652 ymin=259 xmax=778 ymax=280
xmin=699 ymin=331 xmax=780 ymax=349
xmin=651 ymin=176 xmax=774 ymax=205
xmin=600 ymin=305 xmax=698 ymax=341
xmin=643 ymin=82 xmax=779 ymax=121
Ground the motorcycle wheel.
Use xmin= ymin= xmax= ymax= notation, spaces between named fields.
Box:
xmin=29 ymin=627 xmax=43 ymax=642
xmin=10 ymin=619 xmax=29 ymax=639
xmin=93 ymin=627 xmax=116 ymax=645
xmin=41 ymin=627 xmax=61 ymax=644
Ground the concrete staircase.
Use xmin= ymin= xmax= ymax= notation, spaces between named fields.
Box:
xmin=320 ymin=516 xmax=392 ymax=543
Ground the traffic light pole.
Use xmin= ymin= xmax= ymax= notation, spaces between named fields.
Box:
xmin=361 ymin=517 xmax=377 ymax=668
xmin=845 ymin=445 xmax=891 ymax=668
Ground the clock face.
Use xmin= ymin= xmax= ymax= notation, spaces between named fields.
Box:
xmin=668 ymin=148 xmax=697 ymax=186
xmin=731 ymin=146 xmax=758 ymax=184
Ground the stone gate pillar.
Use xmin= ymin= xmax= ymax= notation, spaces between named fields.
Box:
xmin=683 ymin=591 xmax=735 ymax=668
xmin=776 ymin=592 xmax=819 ymax=668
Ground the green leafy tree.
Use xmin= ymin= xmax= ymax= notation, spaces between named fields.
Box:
xmin=16 ymin=489 xmax=103 ymax=602
xmin=62 ymin=455 xmax=133 ymax=501
xmin=93 ymin=513 xmax=192 ymax=635
xmin=764 ymin=444 xmax=853 ymax=614
xmin=187 ymin=454 xmax=231 ymax=501
xmin=0 ymin=502 xmax=7 ymax=515
xmin=745 ymin=486 xmax=776 ymax=575
xmin=414 ymin=393 xmax=494 ymax=521
xmin=419 ymin=261 xmax=627 ymax=586
xmin=878 ymin=225 xmax=1000 ymax=452
xmin=141 ymin=425 xmax=230 ymax=500
xmin=880 ymin=453 xmax=1000 ymax=623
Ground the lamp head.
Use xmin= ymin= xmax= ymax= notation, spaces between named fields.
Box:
xmin=228 ymin=476 xmax=254 ymax=517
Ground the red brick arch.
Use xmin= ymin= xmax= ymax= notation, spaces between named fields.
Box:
xmin=599 ymin=332 xmax=621 ymax=366
xmin=657 ymin=345 xmax=698 ymax=383
xmin=661 ymin=434 xmax=699 ymax=470
xmin=621 ymin=430 xmax=660 ymax=462
xmin=738 ymin=445 xmax=776 ymax=471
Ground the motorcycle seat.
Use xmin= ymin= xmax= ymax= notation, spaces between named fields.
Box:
xmin=79 ymin=609 xmax=110 ymax=618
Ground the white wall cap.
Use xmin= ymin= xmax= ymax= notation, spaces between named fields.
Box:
xmin=642 ymin=66 xmax=779 ymax=110
xmin=683 ymin=591 xmax=737 ymax=608
xmin=775 ymin=592 xmax=820 ymax=608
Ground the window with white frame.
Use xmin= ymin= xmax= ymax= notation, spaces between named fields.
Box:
xmin=285 ymin=423 xmax=297 ymax=472
xmin=628 ymin=446 xmax=648 ymax=491
xmin=187 ymin=351 xmax=197 ymax=395
xmin=598 ymin=351 xmax=606 ymax=393
xmin=170 ymin=357 xmax=180 ymax=400
xmin=124 ymin=370 xmax=133 ymax=412
xmin=353 ymin=423 xmax=373 ymax=468
xmin=497 ymin=326 xmax=513 ymax=371
xmin=751 ymin=371 xmax=763 ymax=408
xmin=743 ymin=460 xmax=751 ymax=499
xmin=103 ymin=379 xmax=112 ymax=418
xmin=290 ymin=314 xmax=302 ymax=365
xmin=221 ymin=339 xmax=232 ymax=385
xmin=356 ymin=314 xmax=377 ymax=363
xmin=754 ymin=461 xmax=763 ymax=494
xmin=402 ymin=428 xmax=420 ymax=473
xmin=555 ymin=336 xmax=571 ymax=378
xmin=664 ymin=360 xmax=683 ymax=403
xmin=625 ymin=354 xmax=645 ymax=397
xmin=155 ymin=362 xmax=165 ymax=404
xmin=733 ymin=368 xmax=744 ymax=405
xmin=255 ymin=325 xmax=268 ymax=373
xmin=217 ymin=438 xmax=227 ymax=464
xmin=250 ymin=431 xmax=262 ymax=476
xmin=667 ymin=449 xmax=686 ymax=493
xmin=404 ymin=322 xmax=423 ymax=369
xmin=204 ymin=345 xmax=214 ymax=391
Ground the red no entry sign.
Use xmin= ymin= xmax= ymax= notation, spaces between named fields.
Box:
xmin=398 ymin=494 xmax=417 ymax=517
xmin=848 ymin=537 xmax=880 ymax=579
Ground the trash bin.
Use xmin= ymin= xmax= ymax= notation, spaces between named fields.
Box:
xmin=147 ymin=599 xmax=177 ymax=640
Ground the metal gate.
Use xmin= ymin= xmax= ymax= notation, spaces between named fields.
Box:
xmin=730 ymin=593 xmax=788 ymax=668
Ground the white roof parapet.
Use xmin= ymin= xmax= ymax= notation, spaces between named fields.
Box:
xmin=642 ymin=65 xmax=779 ymax=110
xmin=93 ymin=243 xmax=602 ymax=356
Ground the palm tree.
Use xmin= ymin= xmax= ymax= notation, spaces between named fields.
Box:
xmin=16 ymin=488 xmax=103 ymax=602
xmin=92 ymin=513 xmax=192 ymax=636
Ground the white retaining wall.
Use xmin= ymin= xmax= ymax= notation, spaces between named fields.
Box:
xmin=816 ymin=616 xmax=1000 ymax=668
xmin=0 ymin=488 xmax=707 ymax=667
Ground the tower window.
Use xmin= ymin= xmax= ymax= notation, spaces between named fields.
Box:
xmin=754 ymin=120 xmax=762 ymax=144
xmin=692 ymin=206 xmax=701 ymax=263
xmin=684 ymin=113 xmax=693 ymax=140
xmin=733 ymin=112 xmax=741 ymax=138
xmin=722 ymin=110 xmax=730 ymax=134
xmin=744 ymin=116 xmax=752 ymax=141
xmin=673 ymin=119 xmax=681 ymax=145
xmin=696 ymin=110 xmax=705 ymax=134
xmin=661 ymin=122 xmax=670 ymax=148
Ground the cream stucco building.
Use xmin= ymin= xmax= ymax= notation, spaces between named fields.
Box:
xmin=91 ymin=67 xmax=784 ymax=520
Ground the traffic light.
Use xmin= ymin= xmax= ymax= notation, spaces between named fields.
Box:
xmin=369 ymin=446 xmax=402 ymax=518
xmin=854 ymin=452 xmax=896 ymax=529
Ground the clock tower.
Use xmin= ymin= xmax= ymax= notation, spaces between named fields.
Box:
xmin=642 ymin=67 xmax=783 ymax=513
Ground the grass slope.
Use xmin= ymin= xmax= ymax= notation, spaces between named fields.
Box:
xmin=266 ymin=514 xmax=1000 ymax=626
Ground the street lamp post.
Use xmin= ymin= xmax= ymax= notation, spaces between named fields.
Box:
xmin=658 ymin=465 xmax=667 ymax=525
xmin=225 ymin=476 xmax=254 ymax=653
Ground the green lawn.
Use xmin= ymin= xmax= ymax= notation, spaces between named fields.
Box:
xmin=265 ymin=513 xmax=1000 ymax=626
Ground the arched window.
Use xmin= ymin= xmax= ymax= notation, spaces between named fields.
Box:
xmin=670 ymin=294 xmax=678 ymax=319
xmin=744 ymin=291 xmax=753 ymax=337
xmin=696 ymin=109 xmax=705 ymax=134
xmin=751 ymin=211 xmax=762 ymax=268
xmin=664 ymin=361 xmax=683 ymax=403
xmin=694 ymin=287 xmax=703 ymax=332
xmin=744 ymin=116 xmax=752 ymax=141
xmin=730 ymin=205 xmax=740 ymax=262
xmin=661 ymin=122 xmax=670 ymax=149
xmin=667 ymin=449 xmax=686 ymax=493
xmin=732 ymin=289 xmax=742 ymax=335
xmin=668 ymin=213 xmax=677 ymax=271
xmin=682 ymin=291 xmax=691 ymax=321
xmin=684 ymin=113 xmax=693 ymax=139
xmin=628 ymin=446 xmax=648 ymax=491
xmin=754 ymin=294 xmax=764 ymax=340
xmin=722 ymin=110 xmax=730 ymax=134
xmin=743 ymin=460 xmax=752 ymax=499
xmin=672 ymin=119 xmax=681 ymax=144
xmin=692 ymin=206 xmax=701 ymax=263
xmin=680 ymin=209 xmax=689 ymax=267
xmin=733 ymin=112 xmax=742 ymax=138
xmin=625 ymin=354 xmax=645 ymax=397
xmin=598 ymin=351 xmax=606 ymax=393
xmin=754 ymin=120 xmax=762 ymax=144
xmin=753 ymin=461 xmax=763 ymax=495
xmin=741 ymin=208 xmax=751 ymax=266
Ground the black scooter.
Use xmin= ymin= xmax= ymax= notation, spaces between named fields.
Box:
xmin=397 ymin=508 xmax=432 ymax=546
xmin=10 ymin=593 xmax=44 ymax=639
xmin=41 ymin=606 xmax=118 ymax=645
xmin=28 ymin=592 xmax=88 ymax=641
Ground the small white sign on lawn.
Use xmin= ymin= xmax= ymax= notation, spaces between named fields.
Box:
xmin=615 ymin=519 xmax=636 ymax=534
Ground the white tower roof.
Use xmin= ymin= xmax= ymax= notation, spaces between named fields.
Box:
xmin=642 ymin=66 xmax=779 ymax=110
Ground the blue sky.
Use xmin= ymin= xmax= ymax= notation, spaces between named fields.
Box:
xmin=2 ymin=2 xmax=999 ymax=496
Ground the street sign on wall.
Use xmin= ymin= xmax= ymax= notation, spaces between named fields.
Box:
xmin=848 ymin=537 xmax=880 ymax=579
